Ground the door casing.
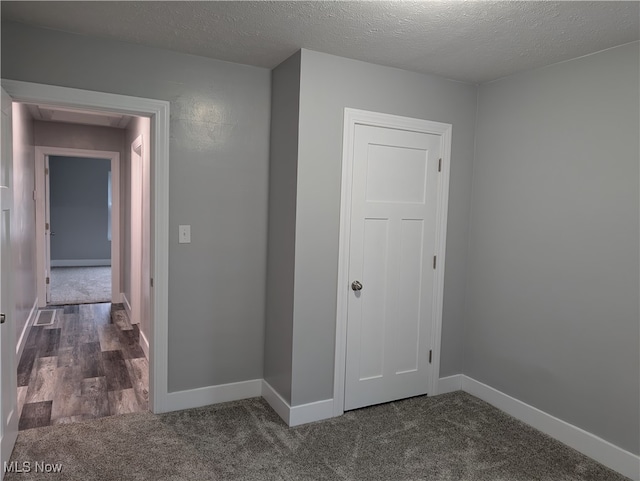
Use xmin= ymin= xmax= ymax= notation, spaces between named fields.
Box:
xmin=333 ymin=108 xmax=452 ymax=416
xmin=35 ymin=146 xmax=121 ymax=307
xmin=2 ymin=79 xmax=171 ymax=414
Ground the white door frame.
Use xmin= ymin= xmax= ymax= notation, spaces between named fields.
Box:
xmin=2 ymin=79 xmax=171 ymax=413
xmin=333 ymin=108 xmax=452 ymax=416
xmin=35 ymin=146 xmax=121 ymax=307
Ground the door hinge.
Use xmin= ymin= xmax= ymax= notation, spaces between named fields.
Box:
xmin=45 ymin=222 xmax=49 ymax=231
xmin=438 ymin=158 xmax=442 ymax=172
xmin=46 ymin=277 xmax=50 ymax=285
xmin=433 ymin=256 xmax=436 ymax=269
xmin=150 ymin=278 xmax=154 ymax=287
xmin=45 ymin=167 xmax=49 ymax=175
xmin=429 ymin=350 xmax=433 ymax=364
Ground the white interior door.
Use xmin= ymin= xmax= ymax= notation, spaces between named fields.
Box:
xmin=0 ymin=88 xmax=18 ymax=476
xmin=131 ymin=136 xmax=143 ymax=324
xmin=141 ymin=137 xmax=150 ymax=336
xmin=344 ymin=124 xmax=441 ymax=411
xmin=44 ymin=155 xmax=51 ymax=304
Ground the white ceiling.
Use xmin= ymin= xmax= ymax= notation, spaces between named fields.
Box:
xmin=2 ymin=1 xmax=638 ymax=83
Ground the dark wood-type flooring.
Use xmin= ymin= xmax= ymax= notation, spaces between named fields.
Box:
xmin=16 ymin=303 xmax=149 ymax=430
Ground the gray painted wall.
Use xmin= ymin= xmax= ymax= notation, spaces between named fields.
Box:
xmin=290 ymin=50 xmax=478 ymax=405
xmin=12 ymin=103 xmax=37 ymax=348
xmin=49 ymin=156 xmax=111 ymax=262
xmin=263 ymin=52 xmax=301 ymax=404
xmin=2 ymin=21 xmax=271 ymax=391
xmin=467 ymin=42 xmax=639 ymax=454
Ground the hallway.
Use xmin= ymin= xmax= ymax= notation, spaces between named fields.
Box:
xmin=16 ymin=303 xmax=148 ymax=430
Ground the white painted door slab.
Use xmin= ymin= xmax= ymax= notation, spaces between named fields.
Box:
xmin=131 ymin=136 xmax=143 ymax=325
xmin=344 ymin=124 xmax=440 ymax=411
xmin=1 ymin=87 xmax=18 ymax=477
xmin=44 ymin=155 xmax=51 ymax=304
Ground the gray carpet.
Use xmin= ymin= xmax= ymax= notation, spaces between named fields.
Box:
xmin=50 ymin=267 xmax=111 ymax=305
xmin=5 ymin=392 xmax=627 ymax=481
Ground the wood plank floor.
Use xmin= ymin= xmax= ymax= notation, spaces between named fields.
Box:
xmin=17 ymin=303 xmax=148 ymax=430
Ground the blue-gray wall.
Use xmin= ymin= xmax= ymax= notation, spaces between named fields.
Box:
xmin=49 ymin=156 xmax=111 ymax=263
xmin=467 ymin=41 xmax=640 ymax=454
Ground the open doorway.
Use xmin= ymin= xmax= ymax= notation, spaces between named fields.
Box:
xmin=1 ymin=80 xmax=169 ymax=462
xmin=13 ymin=102 xmax=152 ymax=429
xmin=44 ymin=153 xmax=119 ymax=305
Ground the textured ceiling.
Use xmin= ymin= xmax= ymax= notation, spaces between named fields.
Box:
xmin=2 ymin=1 xmax=639 ymax=83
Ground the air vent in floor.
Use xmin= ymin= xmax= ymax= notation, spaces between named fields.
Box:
xmin=34 ymin=309 xmax=56 ymax=326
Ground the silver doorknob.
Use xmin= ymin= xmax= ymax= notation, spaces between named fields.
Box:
xmin=351 ymin=280 xmax=363 ymax=291
xmin=0 ymin=313 xmax=5 ymax=324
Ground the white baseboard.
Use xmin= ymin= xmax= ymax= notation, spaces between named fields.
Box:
xmin=261 ymin=380 xmax=290 ymax=425
xmin=437 ymin=374 xmax=463 ymax=394
xmin=461 ymin=376 xmax=639 ymax=481
xmin=261 ymin=380 xmax=334 ymax=427
xmin=16 ymin=298 xmax=38 ymax=362
xmin=51 ymin=259 xmax=111 ymax=267
xmin=121 ymin=292 xmax=147 ymax=357
xmin=290 ymin=398 xmax=334 ymax=427
xmin=163 ymin=379 xmax=262 ymax=413
xmin=138 ymin=328 xmax=149 ymax=360
xmin=121 ymin=292 xmax=133 ymax=322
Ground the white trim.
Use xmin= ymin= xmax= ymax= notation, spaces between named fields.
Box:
xmin=51 ymin=259 xmax=111 ymax=267
xmin=261 ymin=380 xmax=334 ymax=427
xmin=35 ymin=146 xmax=121 ymax=306
xmin=261 ymin=380 xmax=290 ymax=425
xmin=3 ymin=79 xmax=170 ymax=415
xmin=122 ymin=291 xmax=147 ymax=357
xmin=333 ymin=108 xmax=452 ymax=417
xmin=290 ymin=399 xmax=334 ymax=427
xmin=461 ymin=376 xmax=640 ymax=481
xmin=15 ymin=298 xmax=38 ymax=362
xmin=164 ymin=379 xmax=262 ymax=413
xmin=121 ymin=292 xmax=133 ymax=322
xmin=437 ymin=374 xmax=463 ymax=394
xmin=139 ymin=328 xmax=150 ymax=360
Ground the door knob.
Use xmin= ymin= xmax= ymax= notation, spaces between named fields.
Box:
xmin=351 ymin=280 xmax=363 ymax=291
xmin=0 ymin=313 xmax=5 ymax=324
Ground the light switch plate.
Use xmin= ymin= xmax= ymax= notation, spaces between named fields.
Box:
xmin=179 ymin=225 xmax=191 ymax=244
